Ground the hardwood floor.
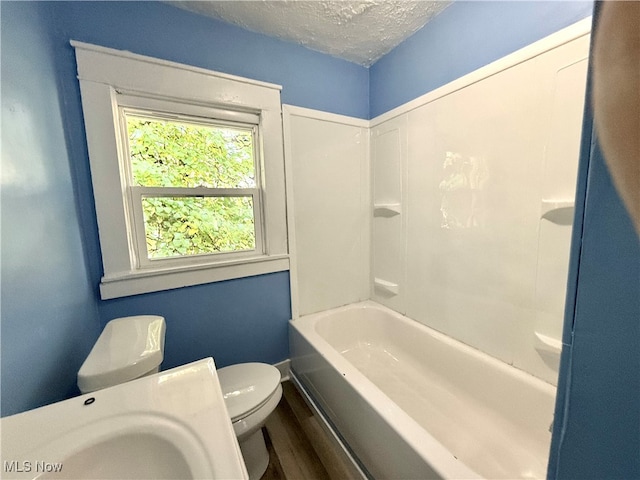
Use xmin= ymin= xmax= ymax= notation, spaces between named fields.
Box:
xmin=262 ymin=429 xmax=288 ymax=480
xmin=262 ymin=381 xmax=362 ymax=480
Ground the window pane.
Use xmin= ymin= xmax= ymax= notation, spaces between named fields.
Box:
xmin=141 ymin=196 xmax=256 ymax=259
xmin=126 ymin=114 xmax=256 ymax=188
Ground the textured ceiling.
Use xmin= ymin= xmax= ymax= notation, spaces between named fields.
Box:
xmin=172 ymin=1 xmax=450 ymax=66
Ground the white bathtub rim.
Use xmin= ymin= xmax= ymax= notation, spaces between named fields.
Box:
xmin=291 ymin=304 xmax=483 ymax=479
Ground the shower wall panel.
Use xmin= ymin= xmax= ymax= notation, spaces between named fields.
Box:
xmin=372 ymin=30 xmax=590 ymax=384
xmin=286 ymin=108 xmax=370 ymax=317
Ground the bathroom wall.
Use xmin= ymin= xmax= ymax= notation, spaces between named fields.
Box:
xmin=1 ymin=2 xmax=102 ymax=417
xmin=4 ymin=3 xmax=639 ymax=474
xmin=56 ymin=2 xmax=370 ymax=120
xmin=370 ymin=27 xmax=590 ymax=384
xmin=550 ymin=125 xmax=640 ymax=479
xmin=0 ymin=0 xmax=369 ymax=416
xmin=548 ymin=6 xmax=640 ymax=476
xmin=285 ymin=107 xmax=370 ymax=317
xmin=370 ymin=0 xmax=593 ymax=118
xmin=368 ymin=1 xmax=639 ymax=474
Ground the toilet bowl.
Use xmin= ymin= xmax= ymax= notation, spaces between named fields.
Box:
xmin=217 ymin=363 xmax=282 ymax=480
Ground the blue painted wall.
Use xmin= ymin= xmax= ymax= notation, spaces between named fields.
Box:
xmin=548 ymin=6 xmax=640 ymax=478
xmin=1 ymin=2 xmax=102 ymax=417
xmin=550 ymin=138 xmax=640 ymax=479
xmin=100 ymin=273 xmax=291 ymax=371
xmin=369 ymin=1 xmax=593 ymax=118
xmin=1 ymin=0 xmax=366 ymax=416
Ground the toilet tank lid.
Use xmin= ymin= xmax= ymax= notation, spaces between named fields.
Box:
xmin=77 ymin=315 xmax=166 ymax=393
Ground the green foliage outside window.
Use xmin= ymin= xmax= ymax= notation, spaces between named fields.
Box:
xmin=127 ymin=115 xmax=257 ymax=259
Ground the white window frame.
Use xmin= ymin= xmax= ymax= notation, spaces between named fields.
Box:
xmin=72 ymin=40 xmax=289 ymax=299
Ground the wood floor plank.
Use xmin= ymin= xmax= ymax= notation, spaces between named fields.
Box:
xmin=265 ymin=394 xmax=330 ymax=480
xmin=261 ymin=427 xmax=286 ymax=480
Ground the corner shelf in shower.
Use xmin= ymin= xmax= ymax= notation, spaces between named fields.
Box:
xmin=373 ymin=277 xmax=399 ymax=295
xmin=534 ymin=331 xmax=563 ymax=355
xmin=373 ymin=203 xmax=402 ymax=217
xmin=540 ymin=199 xmax=575 ymax=225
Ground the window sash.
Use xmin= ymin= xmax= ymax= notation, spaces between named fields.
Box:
xmin=119 ymin=102 xmax=266 ymax=269
xmin=117 ymin=94 xmax=261 ymax=126
xmin=119 ymin=105 xmax=261 ymax=190
xmin=129 ymin=186 xmax=264 ymax=268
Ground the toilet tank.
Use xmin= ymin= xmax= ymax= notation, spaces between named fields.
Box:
xmin=77 ymin=315 xmax=166 ymax=394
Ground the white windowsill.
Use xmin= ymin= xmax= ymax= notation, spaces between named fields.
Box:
xmin=100 ymin=255 xmax=290 ymax=300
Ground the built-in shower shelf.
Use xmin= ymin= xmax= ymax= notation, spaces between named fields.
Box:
xmin=540 ymin=199 xmax=575 ymax=225
xmin=374 ymin=277 xmax=399 ymax=295
xmin=373 ymin=203 xmax=402 ymax=217
xmin=534 ymin=331 xmax=563 ymax=355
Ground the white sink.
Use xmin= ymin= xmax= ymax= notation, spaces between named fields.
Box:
xmin=1 ymin=358 xmax=248 ymax=479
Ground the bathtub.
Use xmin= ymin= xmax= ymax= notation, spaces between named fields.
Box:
xmin=289 ymin=301 xmax=556 ymax=479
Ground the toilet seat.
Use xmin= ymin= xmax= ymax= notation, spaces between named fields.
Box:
xmin=217 ymin=363 xmax=281 ymax=423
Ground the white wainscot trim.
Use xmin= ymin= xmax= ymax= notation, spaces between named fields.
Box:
xmin=283 ymin=104 xmax=370 ymax=128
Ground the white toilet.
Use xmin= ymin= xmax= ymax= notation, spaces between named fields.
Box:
xmin=218 ymin=363 xmax=282 ymax=480
xmin=77 ymin=315 xmax=282 ymax=480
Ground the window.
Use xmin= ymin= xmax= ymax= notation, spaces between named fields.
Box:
xmin=121 ymin=103 xmax=263 ymax=264
xmin=73 ymin=41 xmax=289 ymax=299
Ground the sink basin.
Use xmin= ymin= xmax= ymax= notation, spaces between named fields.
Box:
xmin=1 ymin=358 xmax=248 ymax=479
